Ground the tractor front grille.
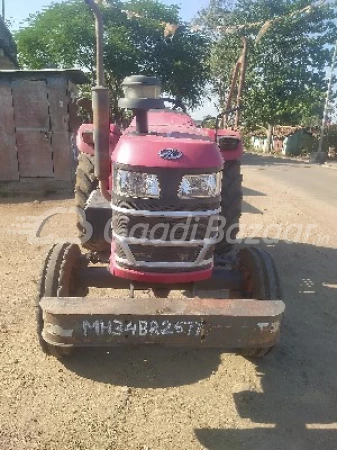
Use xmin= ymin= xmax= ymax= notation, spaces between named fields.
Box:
xmin=112 ymin=164 xmax=221 ymax=273
xmin=113 ymin=207 xmax=216 ymax=241
xmin=116 ymin=243 xmax=213 ymax=264
xmin=117 ymin=200 xmax=217 ymax=212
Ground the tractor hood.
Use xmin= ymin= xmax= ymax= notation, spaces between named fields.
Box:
xmin=130 ymin=109 xmax=197 ymax=128
xmin=112 ymin=133 xmax=223 ymax=169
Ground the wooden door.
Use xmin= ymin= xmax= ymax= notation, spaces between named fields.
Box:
xmin=0 ymin=80 xmax=19 ymax=181
xmin=47 ymin=76 xmax=73 ymax=181
xmin=12 ymin=79 xmax=54 ymax=178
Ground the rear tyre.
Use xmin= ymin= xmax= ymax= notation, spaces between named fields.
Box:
xmin=75 ymin=153 xmax=109 ymax=253
xmin=230 ymin=247 xmax=282 ymax=358
xmin=214 ymin=160 xmax=242 ymax=256
xmin=36 ymin=243 xmax=81 ymax=358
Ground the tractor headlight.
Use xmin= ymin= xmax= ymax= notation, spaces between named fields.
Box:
xmin=115 ymin=170 xmax=161 ymax=198
xmin=218 ymin=136 xmax=240 ymax=151
xmin=178 ymin=173 xmax=222 ymax=199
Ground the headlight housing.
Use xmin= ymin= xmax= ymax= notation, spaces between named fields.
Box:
xmin=178 ymin=173 xmax=222 ymax=199
xmin=115 ymin=170 xmax=161 ymax=199
xmin=218 ymin=137 xmax=240 ymax=151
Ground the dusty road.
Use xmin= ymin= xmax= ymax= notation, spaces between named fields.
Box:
xmin=1 ymin=154 xmax=337 ymax=450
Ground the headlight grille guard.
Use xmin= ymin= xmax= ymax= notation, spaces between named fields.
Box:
xmin=112 ymin=164 xmax=222 ymax=272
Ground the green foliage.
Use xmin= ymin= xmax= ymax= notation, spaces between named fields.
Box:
xmin=15 ymin=0 xmax=211 ymax=113
xmin=326 ymin=124 xmax=337 ymax=149
xmin=197 ymin=0 xmax=337 ymax=129
xmin=202 ymin=115 xmax=217 ymax=128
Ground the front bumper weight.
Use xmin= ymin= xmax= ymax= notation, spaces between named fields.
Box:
xmin=40 ymin=297 xmax=285 ymax=349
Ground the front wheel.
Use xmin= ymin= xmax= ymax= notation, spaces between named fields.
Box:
xmin=214 ymin=160 xmax=242 ymax=256
xmin=230 ymin=247 xmax=282 ymax=358
xmin=75 ymin=153 xmax=110 ymax=253
xmin=36 ymin=243 xmax=82 ymax=358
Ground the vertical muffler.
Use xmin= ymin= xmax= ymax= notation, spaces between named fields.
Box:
xmin=85 ymin=0 xmax=110 ymax=199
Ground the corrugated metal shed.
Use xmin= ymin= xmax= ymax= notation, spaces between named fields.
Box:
xmin=250 ymin=126 xmax=318 ymax=155
xmin=282 ymin=129 xmax=317 ymax=156
xmin=0 ymin=69 xmax=89 ymax=84
xmin=0 ymin=69 xmax=89 ymax=194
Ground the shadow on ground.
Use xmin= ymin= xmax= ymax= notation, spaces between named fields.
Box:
xmin=242 ymin=186 xmax=265 ymax=214
xmin=195 ymin=238 xmax=337 ymax=449
xmin=62 ymin=346 xmax=222 ymax=388
xmin=242 ymin=200 xmax=263 ymax=215
xmin=242 ymin=186 xmax=266 ymax=197
xmin=196 ymin=350 xmax=337 ymax=450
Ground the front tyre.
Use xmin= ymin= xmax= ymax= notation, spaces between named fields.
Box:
xmin=230 ymin=247 xmax=283 ymax=358
xmin=75 ymin=153 xmax=109 ymax=253
xmin=36 ymin=243 xmax=81 ymax=358
xmin=215 ymin=160 xmax=242 ymax=256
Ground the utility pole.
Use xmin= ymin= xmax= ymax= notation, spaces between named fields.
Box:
xmin=314 ymin=39 xmax=337 ymax=163
xmin=1 ymin=0 xmax=5 ymax=21
xmin=223 ymin=36 xmax=247 ymax=129
xmin=234 ymin=36 xmax=248 ymax=129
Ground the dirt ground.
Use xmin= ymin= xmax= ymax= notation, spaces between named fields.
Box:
xmin=1 ymin=155 xmax=337 ymax=450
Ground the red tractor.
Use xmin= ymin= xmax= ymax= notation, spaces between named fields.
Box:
xmin=36 ymin=0 xmax=284 ymax=359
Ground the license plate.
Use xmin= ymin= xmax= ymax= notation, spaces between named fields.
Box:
xmin=82 ymin=319 xmax=203 ymax=338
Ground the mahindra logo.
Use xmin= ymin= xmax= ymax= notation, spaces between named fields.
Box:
xmin=158 ymin=148 xmax=183 ymax=160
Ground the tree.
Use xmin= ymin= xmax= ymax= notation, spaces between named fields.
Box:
xmin=202 ymin=115 xmax=217 ymax=128
xmin=15 ymin=0 xmax=211 ymax=118
xmin=196 ymin=0 xmax=337 ymax=130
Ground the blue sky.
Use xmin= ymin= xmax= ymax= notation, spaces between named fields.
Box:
xmin=6 ymin=0 xmax=210 ymax=29
xmin=5 ymin=0 xmax=217 ymax=118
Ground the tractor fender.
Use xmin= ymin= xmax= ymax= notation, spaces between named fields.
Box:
xmin=206 ymin=128 xmax=244 ymax=161
xmin=76 ymin=123 xmax=121 ymax=156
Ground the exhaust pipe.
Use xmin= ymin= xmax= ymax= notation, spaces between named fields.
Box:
xmin=84 ymin=0 xmax=110 ymax=200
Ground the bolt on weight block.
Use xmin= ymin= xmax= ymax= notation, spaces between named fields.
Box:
xmin=40 ymin=296 xmax=285 ymax=349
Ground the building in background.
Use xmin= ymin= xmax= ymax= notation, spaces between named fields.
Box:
xmin=250 ymin=126 xmax=318 ymax=156
xmin=0 ymin=70 xmax=88 ymax=194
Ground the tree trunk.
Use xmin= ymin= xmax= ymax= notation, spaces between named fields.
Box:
xmin=264 ymin=124 xmax=273 ymax=153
